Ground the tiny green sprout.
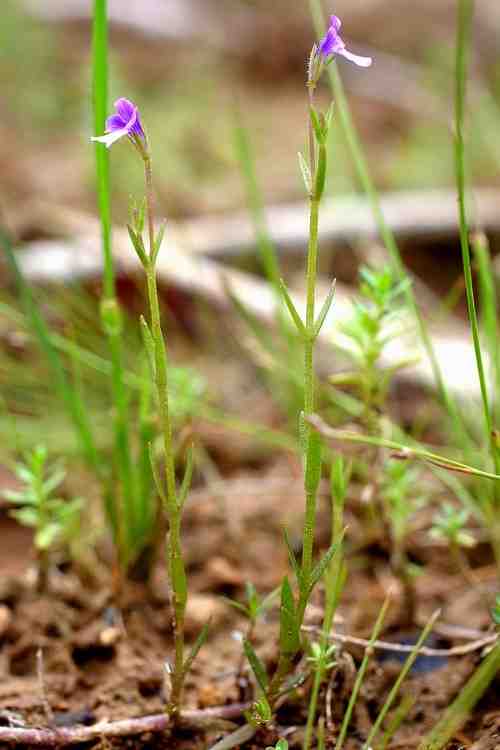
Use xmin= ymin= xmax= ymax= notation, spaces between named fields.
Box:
xmin=266 ymin=741 xmax=289 ymax=750
xmin=491 ymin=596 xmax=500 ymax=626
xmin=430 ymin=504 xmax=476 ymax=549
xmin=224 ymin=582 xmax=278 ymax=626
xmin=246 ymin=695 xmax=272 ymax=726
xmin=307 ymin=641 xmax=337 ymax=672
xmin=3 ymin=446 xmax=82 ymax=591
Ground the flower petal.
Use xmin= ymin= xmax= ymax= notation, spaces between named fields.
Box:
xmin=91 ymin=127 xmax=129 ymax=148
xmin=338 ymin=48 xmax=373 ymax=67
xmin=106 ymin=114 xmax=126 ymax=132
xmin=329 ymin=15 xmax=342 ymax=31
xmin=115 ymin=98 xmax=136 ymax=123
xmin=115 ymin=97 xmax=144 ymax=138
xmin=319 ymin=29 xmax=339 ymax=58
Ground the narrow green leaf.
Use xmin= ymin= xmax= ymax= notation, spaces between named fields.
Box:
xmin=220 ymin=597 xmax=250 ymax=617
xmin=279 ymin=279 xmax=306 ymax=336
xmin=3 ymin=490 xmax=29 ymax=504
xmin=243 ymin=639 xmax=269 ymax=693
xmin=43 ymin=469 xmax=66 ymax=495
xmin=309 ymin=538 xmax=341 ymax=594
xmin=152 ymin=221 xmax=167 ymax=265
xmin=127 ymin=224 xmax=148 ymax=266
xmin=310 ymin=107 xmax=324 ymax=144
xmin=314 ymin=143 xmax=327 ymax=200
xmin=183 ymin=621 xmax=210 ymax=677
xmin=35 ymin=523 xmax=61 ymax=550
xmin=133 ymin=197 xmax=146 ymax=235
xmin=10 ymin=507 xmax=38 ymax=526
xmin=313 ymin=279 xmax=336 ymax=338
xmin=14 ymin=465 xmax=33 ymax=484
xmin=298 ymin=151 xmax=313 ymax=194
xmin=148 ymin=443 xmax=167 ymax=506
xmin=324 ymin=102 xmax=334 ymax=135
xmin=260 ymin=586 xmax=280 ymax=612
xmin=279 ymin=577 xmax=300 ymax=657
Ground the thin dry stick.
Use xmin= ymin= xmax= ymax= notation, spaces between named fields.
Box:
xmin=36 ymin=648 xmax=54 ymax=727
xmin=301 ymin=626 xmax=498 ymax=657
xmin=0 ymin=704 xmax=250 ymax=747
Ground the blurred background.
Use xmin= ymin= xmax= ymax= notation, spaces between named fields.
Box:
xmin=2 ymin=0 xmax=500 ymax=223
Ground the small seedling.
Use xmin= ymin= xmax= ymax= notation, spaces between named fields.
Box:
xmin=334 ymin=264 xmax=412 ymax=426
xmin=266 ymin=741 xmax=288 ymax=750
xmin=3 ymin=445 xmax=82 ymax=591
xmin=430 ymin=504 xmax=475 ymax=549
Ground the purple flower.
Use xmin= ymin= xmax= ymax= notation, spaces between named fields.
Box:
xmin=91 ymin=98 xmax=145 ymax=149
xmin=318 ymin=15 xmax=372 ymax=68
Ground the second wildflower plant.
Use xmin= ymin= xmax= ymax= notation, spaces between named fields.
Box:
xmin=93 ymin=98 xmax=202 ymax=715
xmin=240 ymin=12 xmax=373 ymax=724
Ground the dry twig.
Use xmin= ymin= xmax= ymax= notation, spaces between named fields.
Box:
xmin=0 ymin=703 xmax=250 ymax=747
xmin=301 ymin=626 xmax=498 ymax=658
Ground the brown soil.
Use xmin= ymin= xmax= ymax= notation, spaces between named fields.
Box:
xmin=1 ymin=451 xmax=499 ymax=749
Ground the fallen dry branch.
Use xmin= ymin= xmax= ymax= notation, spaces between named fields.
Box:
xmin=302 ymin=626 xmax=499 ymax=658
xmin=0 ymin=703 xmax=250 ymax=747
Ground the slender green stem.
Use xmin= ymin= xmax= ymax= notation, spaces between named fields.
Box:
xmin=307 ymin=0 xmax=467 ymax=446
xmin=92 ymin=0 xmax=136 ymax=569
xmin=92 ymin=0 xmax=113 ymax=299
xmin=362 ymin=611 xmax=440 ymax=750
xmin=473 ymin=233 xmax=500 ymax=418
xmin=303 ymin=661 xmax=323 ymax=750
xmin=232 ymin=112 xmax=281 ymax=295
xmin=35 ymin=457 xmax=49 ymax=593
xmin=303 ymin=559 xmax=345 ymax=750
xmin=142 ymin=146 xmax=186 ymax=713
xmin=454 ymin=0 xmax=500 ymax=475
xmin=336 ymin=595 xmax=391 ymax=750
xmin=301 ymin=194 xmax=321 ymax=592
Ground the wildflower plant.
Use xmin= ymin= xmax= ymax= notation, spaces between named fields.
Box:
xmin=231 ymin=12 xmax=373 ymax=728
xmin=3 ymin=445 xmax=82 ymax=591
xmin=93 ymin=97 xmax=203 ymax=715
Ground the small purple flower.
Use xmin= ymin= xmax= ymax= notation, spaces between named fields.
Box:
xmin=91 ymin=98 xmax=145 ymax=149
xmin=318 ymin=15 xmax=372 ymax=68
